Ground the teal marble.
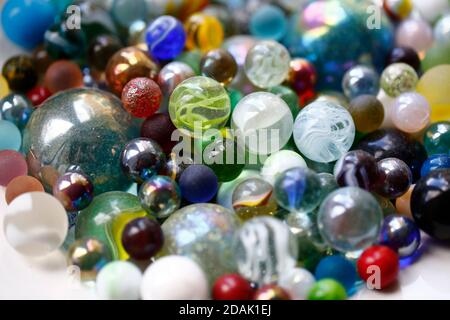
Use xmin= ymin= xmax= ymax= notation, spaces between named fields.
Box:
xmin=0 ymin=120 xmax=21 ymax=151
xmin=269 ymin=85 xmax=300 ymax=118
xmin=22 ymin=88 xmax=139 ymax=194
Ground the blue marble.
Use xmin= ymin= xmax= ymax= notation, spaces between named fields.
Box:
xmin=249 ymin=4 xmax=287 ymax=41
xmin=0 ymin=94 xmax=34 ymax=131
xmin=315 ymin=255 xmax=357 ymax=294
xmin=379 ymin=215 xmax=421 ymax=258
xmin=274 ymin=167 xmax=322 ymax=213
xmin=293 ymin=101 xmax=355 ymax=163
xmin=283 ymin=0 xmax=394 ymax=90
xmin=342 ymin=65 xmax=380 ymax=100
xmin=1 ymin=0 xmax=57 ymax=49
xmin=421 ymin=154 xmax=450 ymax=177
xmin=0 ymin=120 xmax=21 ymax=151
xmin=145 ymin=15 xmax=186 ymax=61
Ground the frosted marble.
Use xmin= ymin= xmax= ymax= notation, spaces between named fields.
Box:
xmin=293 ymin=101 xmax=355 ymax=163
xmin=392 ymin=92 xmax=431 ymax=133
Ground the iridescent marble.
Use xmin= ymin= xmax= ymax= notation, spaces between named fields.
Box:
xmin=233 ymin=217 xmax=298 ymax=285
xmin=392 ymin=93 xmax=431 ymax=133
xmin=318 ymin=187 xmax=383 ymax=254
xmin=160 ymin=204 xmax=241 ymax=282
xmin=283 ymin=0 xmax=394 ymax=89
xmin=0 ymin=93 xmax=33 ymax=131
xmin=75 ymin=191 xmax=150 ymax=260
xmin=342 ymin=65 xmax=380 ymax=100
xmin=53 ymin=171 xmax=94 ymax=211
xmin=244 ymin=40 xmax=290 ymax=88
xmin=139 ymin=175 xmax=181 ymax=219
xmin=232 ymin=177 xmax=278 ymax=221
xmin=293 ymin=101 xmax=355 ymax=163
xmin=274 ymin=167 xmax=322 ymax=213
xmin=232 ymin=92 xmax=293 ymax=155
xmin=169 ymin=76 xmax=231 ymax=133
xmin=380 ymin=63 xmax=418 ymax=98
xmin=22 ymin=89 xmax=139 ymax=194
xmin=157 ymin=62 xmax=195 ymax=97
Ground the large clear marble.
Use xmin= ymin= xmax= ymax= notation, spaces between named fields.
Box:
xmin=22 ymin=89 xmax=139 ymax=194
xmin=160 ymin=204 xmax=241 ymax=282
xmin=293 ymin=101 xmax=355 ymax=163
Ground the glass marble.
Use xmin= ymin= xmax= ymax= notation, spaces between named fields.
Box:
xmin=286 ymin=58 xmax=317 ymax=106
xmin=396 ymin=18 xmax=433 ymax=55
xmin=293 ymin=101 xmax=355 ymax=163
xmin=44 ymin=60 xmax=84 ymax=94
xmin=268 ymin=85 xmax=300 ymax=118
xmin=0 ymin=93 xmax=33 ymax=131
xmin=0 ymin=76 xmax=9 ymax=98
xmin=140 ymin=255 xmax=209 ymax=300
xmin=379 ymin=215 xmax=420 ymax=258
xmin=333 ymin=150 xmax=380 ymax=191
xmin=274 ymin=167 xmax=322 ymax=214
xmin=53 ymin=171 xmax=94 ymax=212
xmin=421 ymin=154 xmax=450 ymax=177
xmin=96 ymin=261 xmax=142 ymax=300
xmin=139 ymin=175 xmax=181 ymax=219
xmin=141 ymin=113 xmax=177 ymax=154
xmin=249 ymin=4 xmax=287 ymax=41
xmin=32 ymin=45 xmax=54 ymax=75
xmin=416 ymin=65 xmax=450 ymax=122
xmin=422 ymin=42 xmax=450 ymax=72
xmin=307 ymin=279 xmax=347 ymax=300
xmin=0 ymin=120 xmax=21 ymax=151
xmin=203 ymin=137 xmax=245 ymax=182
xmin=5 ymin=175 xmax=44 ymax=205
xmin=386 ymin=46 xmax=421 ymax=72
xmin=342 ymin=65 xmax=380 ymax=100
xmin=411 ymin=169 xmax=450 ymax=241
xmin=200 ymin=49 xmax=238 ymax=85
xmin=278 ymin=267 xmax=315 ymax=300
xmin=283 ymin=0 xmax=394 ymax=90
xmin=4 ymin=192 xmax=68 ymax=257
xmin=121 ymin=77 xmax=162 ymax=119
xmin=356 ymin=129 xmax=427 ymax=182
xmin=121 ymin=217 xmax=163 ymax=260
xmin=217 ymin=170 xmax=261 ymax=210
xmin=1 ymin=0 xmax=56 ymax=49
xmin=202 ymin=4 xmax=237 ymax=38
xmin=87 ymin=35 xmax=123 ymax=71
xmin=120 ymin=138 xmax=166 ymax=184
xmin=317 ymin=173 xmax=339 ymax=202
xmin=318 ymin=187 xmax=383 ymax=254
xmin=76 ymin=191 xmax=150 ymax=260
xmin=175 ymin=50 xmax=202 ymax=75
xmin=44 ymin=17 xmax=86 ymax=60
xmin=23 ymin=88 xmax=138 ymax=194
xmin=261 ymin=150 xmax=307 ymax=185
xmin=244 ymin=40 xmax=290 ymax=89
xmin=232 ymin=178 xmax=278 ymax=220
xmin=145 ymin=15 xmax=186 ymax=61
xmin=392 ymin=93 xmax=431 ymax=134
xmin=111 ymin=0 xmax=147 ymax=29
xmin=233 ymin=217 xmax=298 ymax=285
xmin=232 ymin=92 xmax=293 ymax=155
xmin=160 ymin=152 xmax=194 ymax=182
xmin=395 ymin=185 xmax=414 ymax=218
xmin=26 ymin=86 xmax=52 ymax=107
xmin=0 ymin=150 xmax=27 ymax=186
xmin=254 ymin=285 xmax=291 ymax=300
xmin=212 ymin=274 xmax=254 ymax=300
xmin=157 ymin=62 xmax=195 ymax=97
xmin=179 ymin=164 xmax=218 ymax=203
xmin=380 ymin=63 xmax=418 ymax=98
xmin=2 ymin=55 xmax=38 ymax=93
xmin=357 ymin=245 xmax=399 ymax=289
xmin=67 ymin=238 xmax=111 ymax=281
xmin=383 ymin=0 xmax=413 ymax=21
xmin=347 ymin=95 xmax=384 ymax=134
xmin=376 ymin=158 xmax=412 ymax=199
xmin=315 ymin=255 xmax=357 ymax=294
xmin=169 ymin=76 xmax=231 ymax=133
xmin=160 ymin=204 xmax=240 ymax=282
xmin=434 ymin=14 xmax=450 ymax=45
xmin=185 ymin=13 xmax=224 ymax=53
xmin=105 ymin=47 xmax=159 ymax=96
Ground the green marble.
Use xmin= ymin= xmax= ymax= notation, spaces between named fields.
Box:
xmin=22 ymin=88 xmax=139 ymax=194
xmin=75 ymin=191 xmax=150 ymax=260
xmin=308 ymin=279 xmax=347 ymax=300
xmin=423 ymin=121 xmax=450 ymax=156
xmin=269 ymin=85 xmax=300 ymax=118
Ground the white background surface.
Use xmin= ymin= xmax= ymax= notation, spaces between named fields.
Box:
xmin=1 ymin=1 xmax=450 ymax=300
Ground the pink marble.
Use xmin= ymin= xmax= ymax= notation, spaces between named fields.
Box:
xmin=0 ymin=150 xmax=28 ymax=187
xmin=391 ymin=92 xmax=431 ymax=133
xmin=396 ymin=19 xmax=434 ymax=56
